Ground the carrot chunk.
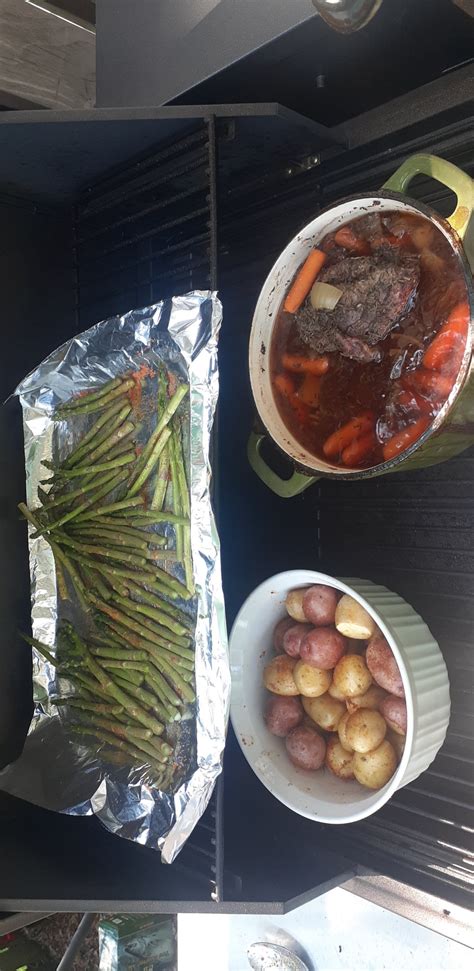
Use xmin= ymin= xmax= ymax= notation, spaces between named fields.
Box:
xmin=334 ymin=226 xmax=370 ymax=255
xmin=446 ymin=301 xmax=470 ymax=335
xmin=283 ymin=249 xmax=327 ymax=314
xmin=423 ymin=330 xmax=465 ymax=373
xmin=383 ymin=418 xmax=430 ymax=461
xmin=274 ymin=373 xmax=295 ymax=398
xmin=323 ymin=412 xmax=375 ymax=459
xmin=282 ymin=354 xmax=329 ymax=376
xmin=341 ymin=431 xmax=377 ymax=467
xmin=408 ymin=369 xmax=454 ymax=401
xmin=423 ymin=301 xmax=469 ymax=373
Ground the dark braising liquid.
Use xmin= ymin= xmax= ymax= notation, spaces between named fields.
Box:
xmin=271 ymin=211 xmax=468 ymax=468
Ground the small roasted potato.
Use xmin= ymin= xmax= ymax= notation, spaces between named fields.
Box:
xmin=302 ymin=584 xmax=338 ymax=626
xmin=328 ymin=678 xmax=346 ymax=701
xmin=338 ymin=710 xmax=354 ymax=752
xmin=265 ymin=695 xmax=303 ymax=737
xmin=283 ymin=623 xmax=312 ymax=658
xmin=263 ymin=655 xmax=299 ymax=696
xmin=325 ymin=737 xmax=355 ymax=779
xmin=346 ymin=708 xmax=386 ymax=754
xmin=333 ymin=654 xmax=373 ymax=698
xmin=366 ymin=634 xmax=404 ymax=698
xmin=286 ymin=724 xmax=326 ymax=770
xmin=273 ymin=617 xmax=295 ymax=654
xmin=294 ymin=661 xmax=331 ymax=698
xmin=387 ymin=728 xmax=406 ymax=763
xmin=346 ymin=684 xmax=387 ymax=714
xmin=285 ymin=588 xmax=308 ymax=622
xmin=380 ymin=695 xmax=407 ymax=735
xmin=353 ymin=739 xmax=397 ymax=790
xmin=302 ymin=693 xmax=345 ymax=732
xmin=335 ymin=594 xmax=376 ymax=640
xmin=300 ymin=627 xmax=346 ymax=670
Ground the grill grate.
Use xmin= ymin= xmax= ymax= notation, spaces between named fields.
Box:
xmin=218 ymin=109 xmax=474 ymax=909
xmin=74 ymin=122 xmax=214 ymax=331
xmin=73 ymin=118 xmax=222 ymax=902
xmin=71 ymin=106 xmax=473 ymax=908
xmin=311 ymin=128 xmax=474 ymax=907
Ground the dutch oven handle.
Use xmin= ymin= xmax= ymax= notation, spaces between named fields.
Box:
xmin=383 ymin=153 xmax=473 ymax=241
xmin=247 ymin=431 xmax=318 ymax=498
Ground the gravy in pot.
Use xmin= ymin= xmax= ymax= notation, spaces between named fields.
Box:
xmin=271 ymin=211 xmax=469 ymax=468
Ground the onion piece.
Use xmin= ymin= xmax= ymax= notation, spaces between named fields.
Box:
xmin=310 ymin=281 xmax=342 ymax=311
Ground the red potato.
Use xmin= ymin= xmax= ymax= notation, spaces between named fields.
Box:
xmin=265 ymin=695 xmax=304 ymax=737
xmin=380 ymin=695 xmax=407 ymax=735
xmin=286 ymin=724 xmax=326 ymax=771
xmin=300 ymin=627 xmax=346 ymax=670
xmin=366 ymin=634 xmax=405 ymax=698
xmin=302 ymin=584 xmax=338 ymax=626
xmin=273 ymin=617 xmax=295 ymax=654
xmin=283 ymin=623 xmax=313 ymax=658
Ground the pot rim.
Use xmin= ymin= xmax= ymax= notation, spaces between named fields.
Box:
xmin=249 ymin=189 xmax=474 ymax=480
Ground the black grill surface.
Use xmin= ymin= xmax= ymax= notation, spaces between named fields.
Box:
xmin=67 ymin=106 xmax=474 ymax=909
xmin=218 ymin=109 xmax=474 ymax=909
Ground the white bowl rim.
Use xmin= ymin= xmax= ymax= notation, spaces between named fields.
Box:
xmin=230 ymin=569 xmax=414 ymax=825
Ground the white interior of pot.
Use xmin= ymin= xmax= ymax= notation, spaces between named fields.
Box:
xmin=249 ymin=196 xmax=471 ymax=474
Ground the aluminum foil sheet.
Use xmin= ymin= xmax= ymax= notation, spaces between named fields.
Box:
xmin=0 ymin=292 xmax=229 ymax=863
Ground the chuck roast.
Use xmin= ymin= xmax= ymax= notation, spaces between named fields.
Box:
xmin=295 ymin=253 xmax=420 ymax=363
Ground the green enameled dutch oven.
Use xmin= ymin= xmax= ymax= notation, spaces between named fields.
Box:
xmin=248 ymin=154 xmax=474 ymax=497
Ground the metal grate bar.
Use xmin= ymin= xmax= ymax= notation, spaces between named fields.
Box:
xmin=72 ymin=119 xmax=221 ymax=900
xmin=79 ymin=205 xmax=210 ymax=263
xmin=79 ymin=129 xmax=208 ymax=214
xmin=75 ymin=123 xmax=213 ymax=331
xmin=77 ymin=181 xmax=209 ymax=246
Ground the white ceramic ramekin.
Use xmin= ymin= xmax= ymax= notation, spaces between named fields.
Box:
xmin=230 ymin=570 xmax=450 ymax=824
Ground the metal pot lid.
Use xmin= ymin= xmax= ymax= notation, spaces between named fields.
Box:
xmin=247 ymin=942 xmax=309 ymax=971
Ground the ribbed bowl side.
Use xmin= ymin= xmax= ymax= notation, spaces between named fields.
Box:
xmin=345 ymin=579 xmax=451 ymax=789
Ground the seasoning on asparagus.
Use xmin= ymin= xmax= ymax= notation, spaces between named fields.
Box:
xmin=19 ymin=367 xmax=199 ymax=788
xmin=127 ymin=383 xmax=188 ymax=496
xmin=63 ymin=398 xmax=131 ymax=468
xmin=57 ymin=378 xmax=134 ymax=417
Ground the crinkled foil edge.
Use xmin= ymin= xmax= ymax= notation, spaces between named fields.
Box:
xmin=2 ymin=292 xmax=229 ymax=863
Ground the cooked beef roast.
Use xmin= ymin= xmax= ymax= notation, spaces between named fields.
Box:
xmin=295 ymin=253 xmax=420 ymax=363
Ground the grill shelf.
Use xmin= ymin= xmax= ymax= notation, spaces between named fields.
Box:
xmin=0 ymin=99 xmax=472 ymax=913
